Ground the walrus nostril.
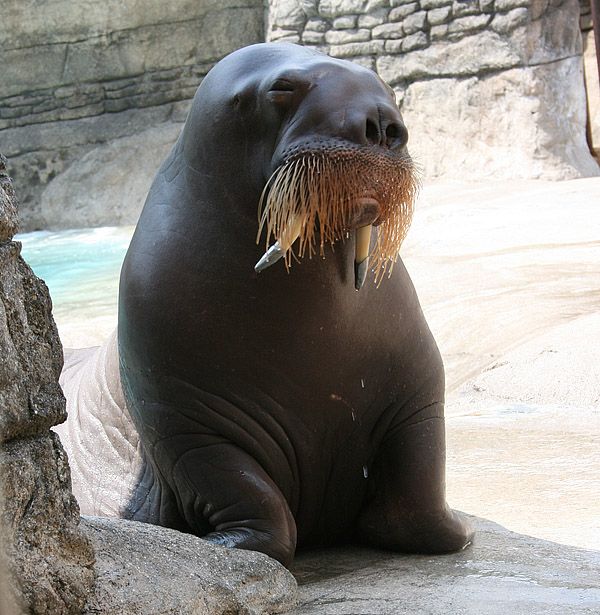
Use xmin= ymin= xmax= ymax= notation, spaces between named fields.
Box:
xmin=365 ymin=118 xmax=380 ymax=146
xmin=385 ymin=122 xmax=409 ymax=150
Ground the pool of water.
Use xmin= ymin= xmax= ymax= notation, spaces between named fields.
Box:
xmin=17 ymin=226 xmax=134 ymax=347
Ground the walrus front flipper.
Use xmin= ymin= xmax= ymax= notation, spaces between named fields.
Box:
xmin=170 ymin=443 xmax=297 ymax=567
xmin=357 ymin=401 xmax=474 ymax=554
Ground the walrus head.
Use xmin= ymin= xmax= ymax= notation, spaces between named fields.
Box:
xmin=183 ymin=44 xmax=419 ymax=289
xmin=252 ymin=48 xmax=418 ymax=289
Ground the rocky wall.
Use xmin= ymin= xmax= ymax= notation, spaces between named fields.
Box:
xmin=268 ymin=0 xmax=600 ymax=179
xmin=580 ymin=0 xmax=600 ymax=157
xmin=0 ymin=153 xmax=95 ymax=613
xmin=0 ymin=0 xmax=264 ymax=230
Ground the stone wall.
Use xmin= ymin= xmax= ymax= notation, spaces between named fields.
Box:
xmin=2 ymin=0 xmax=598 ymax=230
xmin=0 ymin=0 xmax=265 ymax=230
xmin=0 ymin=153 xmax=95 ymax=612
xmin=268 ymin=0 xmax=600 ymax=180
xmin=580 ymin=0 xmax=600 ymax=157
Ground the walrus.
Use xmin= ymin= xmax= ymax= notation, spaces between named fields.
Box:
xmin=117 ymin=42 xmax=473 ymax=566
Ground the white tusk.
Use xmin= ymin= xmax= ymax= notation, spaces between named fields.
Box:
xmin=255 ymin=216 xmax=304 ymax=273
xmin=354 ymin=225 xmax=372 ymax=290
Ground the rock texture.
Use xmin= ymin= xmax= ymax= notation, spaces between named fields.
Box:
xmin=267 ymin=0 xmax=600 ymax=180
xmin=290 ymin=516 xmax=600 ymax=614
xmin=2 ymin=0 xmax=599 ymax=229
xmin=0 ymin=153 xmax=95 ymax=612
xmin=40 ymin=123 xmax=182 ymax=229
xmin=581 ymin=0 xmax=599 ymax=158
xmin=82 ymin=517 xmax=298 ymax=615
xmin=0 ymin=0 xmax=264 ymax=230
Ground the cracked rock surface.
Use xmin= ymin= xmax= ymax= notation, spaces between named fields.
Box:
xmin=0 ymin=152 xmax=95 ymax=613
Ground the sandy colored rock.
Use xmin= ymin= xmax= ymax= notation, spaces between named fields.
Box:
xmin=1 ymin=0 xmax=264 ymax=229
xmin=82 ymin=516 xmax=298 ymax=615
xmin=40 ymin=123 xmax=181 ymax=229
xmin=398 ymin=57 xmax=599 ymax=180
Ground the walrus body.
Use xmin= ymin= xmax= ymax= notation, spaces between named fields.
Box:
xmin=118 ymin=43 xmax=472 ymax=565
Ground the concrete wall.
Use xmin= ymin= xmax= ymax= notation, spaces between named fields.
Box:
xmin=1 ymin=0 xmax=265 ymax=230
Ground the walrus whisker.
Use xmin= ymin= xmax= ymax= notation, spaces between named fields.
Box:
xmin=256 ymin=146 xmax=419 ymax=284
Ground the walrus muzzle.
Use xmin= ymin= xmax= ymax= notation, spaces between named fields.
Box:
xmin=255 ymin=143 xmax=419 ymax=289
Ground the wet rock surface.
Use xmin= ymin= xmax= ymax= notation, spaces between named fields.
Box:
xmin=0 ymin=153 xmax=95 ymax=612
xmin=290 ymin=517 xmax=600 ymax=614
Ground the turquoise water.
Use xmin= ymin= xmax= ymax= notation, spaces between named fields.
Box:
xmin=16 ymin=226 xmax=134 ymax=320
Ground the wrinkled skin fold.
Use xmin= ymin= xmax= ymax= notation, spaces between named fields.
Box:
xmin=118 ymin=43 xmax=473 ymax=567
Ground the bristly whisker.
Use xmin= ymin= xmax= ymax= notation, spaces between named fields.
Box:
xmin=257 ymin=146 xmax=419 ymax=283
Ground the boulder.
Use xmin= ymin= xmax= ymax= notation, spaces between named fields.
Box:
xmin=82 ymin=517 xmax=298 ymax=615
xmin=0 ymin=153 xmax=95 ymax=613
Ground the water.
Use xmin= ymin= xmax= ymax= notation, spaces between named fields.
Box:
xmin=17 ymin=226 xmax=133 ymax=347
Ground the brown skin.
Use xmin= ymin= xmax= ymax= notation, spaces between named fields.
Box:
xmin=118 ymin=43 xmax=473 ymax=566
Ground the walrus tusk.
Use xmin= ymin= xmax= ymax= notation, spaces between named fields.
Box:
xmin=354 ymin=224 xmax=372 ymax=290
xmin=255 ymin=216 xmax=303 ymax=273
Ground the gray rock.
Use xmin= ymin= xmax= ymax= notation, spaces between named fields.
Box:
xmin=1 ymin=0 xmax=264 ymax=230
xmin=372 ymin=22 xmax=405 ymax=38
xmin=447 ymin=12 xmax=492 ymax=34
xmin=452 ymin=0 xmax=481 ymax=15
xmin=358 ymin=9 xmax=389 ymax=27
xmin=302 ymin=30 xmax=327 ymax=43
xmin=332 ymin=15 xmax=358 ymax=28
xmin=479 ymin=0 xmax=495 ymax=11
xmin=325 ymin=27 xmax=371 ymax=43
xmin=427 ymin=6 xmax=453 ymax=25
xmin=402 ymin=10 xmax=428 ymax=33
xmin=82 ymin=516 xmax=298 ymax=615
xmin=494 ymin=0 xmax=528 ymax=8
xmin=420 ymin=0 xmax=453 ymax=8
xmin=397 ymin=57 xmax=600 ymax=180
xmin=402 ymin=31 xmax=430 ymax=50
xmin=430 ymin=23 xmax=450 ymax=38
xmin=39 ymin=122 xmax=181 ymax=229
xmin=305 ymin=17 xmax=329 ymax=31
xmin=289 ymin=517 xmax=600 ymax=614
xmin=377 ymin=30 xmax=521 ymax=81
xmin=269 ymin=0 xmax=309 ymax=29
xmin=0 ymin=155 xmax=95 ymax=613
xmin=329 ymin=39 xmax=385 ymax=56
xmin=490 ymin=7 xmax=529 ymax=33
xmin=0 ymin=156 xmax=18 ymax=241
xmin=318 ymin=0 xmax=387 ymax=18
xmin=389 ymin=3 xmax=419 ymax=20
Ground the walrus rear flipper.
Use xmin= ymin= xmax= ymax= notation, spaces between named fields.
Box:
xmin=170 ymin=443 xmax=297 ymax=567
xmin=357 ymin=401 xmax=473 ymax=554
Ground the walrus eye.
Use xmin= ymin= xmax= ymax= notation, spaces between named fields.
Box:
xmin=270 ymin=79 xmax=295 ymax=92
xmin=268 ymin=79 xmax=295 ymax=106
